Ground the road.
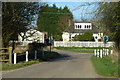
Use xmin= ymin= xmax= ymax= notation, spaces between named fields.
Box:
xmin=2 ymin=49 xmax=103 ymax=78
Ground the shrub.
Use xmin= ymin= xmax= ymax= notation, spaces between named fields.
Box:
xmin=74 ymin=31 xmax=93 ymax=41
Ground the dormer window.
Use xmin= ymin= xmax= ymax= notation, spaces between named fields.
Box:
xmin=87 ymin=25 xmax=89 ymax=28
xmin=80 ymin=25 xmax=81 ymax=28
xmin=89 ymin=25 xmax=90 ymax=28
xmin=74 ymin=23 xmax=92 ymax=29
xmin=76 ymin=25 xmax=77 ymax=28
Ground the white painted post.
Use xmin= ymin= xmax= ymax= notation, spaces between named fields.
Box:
xmin=111 ymin=50 xmax=113 ymax=54
xmin=88 ymin=42 xmax=89 ymax=47
xmin=94 ymin=49 xmax=97 ymax=56
xmin=103 ymin=49 xmax=104 ymax=56
xmin=42 ymin=48 xmax=44 ymax=57
xmin=97 ymin=49 xmax=99 ymax=57
xmin=100 ymin=50 xmax=102 ymax=58
xmin=26 ymin=51 xmax=28 ymax=62
xmin=107 ymin=49 xmax=109 ymax=55
xmin=104 ymin=49 xmax=106 ymax=56
xmin=35 ymin=50 xmax=37 ymax=59
xmin=14 ymin=53 xmax=17 ymax=64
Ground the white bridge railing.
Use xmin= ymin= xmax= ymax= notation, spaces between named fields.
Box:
xmin=54 ymin=41 xmax=114 ymax=47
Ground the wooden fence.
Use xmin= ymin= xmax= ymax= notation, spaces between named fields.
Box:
xmin=54 ymin=41 xmax=114 ymax=47
xmin=0 ymin=48 xmax=12 ymax=64
xmin=0 ymin=48 xmax=44 ymax=64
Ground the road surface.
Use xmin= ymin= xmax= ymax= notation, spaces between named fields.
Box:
xmin=3 ymin=49 xmax=103 ymax=78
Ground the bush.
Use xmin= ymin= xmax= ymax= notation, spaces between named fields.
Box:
xmin=74 ymin=31 xmax=93 ymax=41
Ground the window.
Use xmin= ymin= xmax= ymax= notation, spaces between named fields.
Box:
xmin=78 ymin=25 xmax=79 ymax=28
xmin=76 ymin=25 xmax=77 ymax=28
xmin=87 ymin=25 xmax=89 ymax=28
xmin=95 ymin=36 xmax=97 ymax=39
xmin=80 ymin=25 xmax=81 ymax=28
xmin=89 ymin=25 xmax=91 ymax=28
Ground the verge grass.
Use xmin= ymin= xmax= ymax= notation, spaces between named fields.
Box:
xmin=54 ymin=47 xmax=112 ymax=53
xmin=91 ymin=54 xmax=118 ymax=77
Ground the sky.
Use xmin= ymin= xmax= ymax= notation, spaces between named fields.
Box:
xmin=32 ymin=2 xmax=99 ymax=27
xmin=46 ymin=2 xmax=99 ymax=21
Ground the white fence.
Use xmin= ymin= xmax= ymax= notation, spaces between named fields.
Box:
xmin=54 ymin=41 xmax=114 ymax=47
xmin=94 ymin=49 xmax=113 ymax=58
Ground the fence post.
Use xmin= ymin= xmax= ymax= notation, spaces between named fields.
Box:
xmin=26 ymin=51 xmax=28 ymax=62
xmin=14 ymin=53 xmax=17 ymax=64
xmin=97 ymin=49 xmax=99 ymax=57
xmin=94 ymin=49 xmax=97 ymax=56
xmin=111 ymin=50 xmax=113 ymax=54
xmin=35 ymin=50 xmax=37 ymax=59
xmin=103 ymin=49 xmax=104 ymax=56
xmin=107 ymin=49 xmax=109 ymax=55
xmin=100 ymin=50 xmax=102 ymax=58
xmin=9 ymin=50 xmax=12 ymax=64
xmin=104 ymin=49 xmax=106 ymax=56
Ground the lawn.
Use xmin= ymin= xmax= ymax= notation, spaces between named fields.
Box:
xmin=1 ymin=51 xmax=61 ymax=71
xmin=91 ymin=54 xmax=118 ymax=77
xmin=54 ymin=47 xmax=112 ymax=53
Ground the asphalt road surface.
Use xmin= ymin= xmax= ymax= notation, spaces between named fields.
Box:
xmin=2 ymin=49 xmax=103 ymax=78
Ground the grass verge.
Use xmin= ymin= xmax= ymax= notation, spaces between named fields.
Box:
xmin=2 ymin=60 xmax=42 ymax=71
xmin=54 ymin=47 xmax=112 ymax=53
xmin=2 ymin=51 xmax=61 ymax=71
xmin=91 ymin=55 xmax=118 ymax=77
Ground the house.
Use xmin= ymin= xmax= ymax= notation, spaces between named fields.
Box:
xmin=62 ymin=23 xmax=103 ymax=42
xmin=18 ymin=29 xmax=47 ymax=43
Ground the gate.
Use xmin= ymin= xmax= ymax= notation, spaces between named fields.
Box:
xmin=0 ymin=47 xmax=12 ymax=64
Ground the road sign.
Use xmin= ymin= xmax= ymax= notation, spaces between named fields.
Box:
xmin=9 ymin=47 xmax=12 ymax=51
xmin=103 ymin=35 xmax=108 ymax=43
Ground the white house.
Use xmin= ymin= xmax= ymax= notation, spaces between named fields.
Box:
xmin=62 ymin=23 xmax=103 ymax=42
xmin=18 ymin=29 xmax=45 ymax=43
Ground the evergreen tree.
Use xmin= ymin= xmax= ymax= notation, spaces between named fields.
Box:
xmin=37 ymin=4 xmax=73 ymax=40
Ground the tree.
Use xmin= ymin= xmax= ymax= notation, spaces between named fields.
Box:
xmin=2 ymin=2 xmax=42 ymax=47
xmin=37 ymin=4 xmax=73 ymax=41
xmin=96 ymin=2 xmax=120 ymax=51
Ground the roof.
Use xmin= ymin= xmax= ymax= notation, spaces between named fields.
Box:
xmin=74 ymin=26 xmax=99 ymax=33
xmin=63 ymin=25 xmax=74 ymax=33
